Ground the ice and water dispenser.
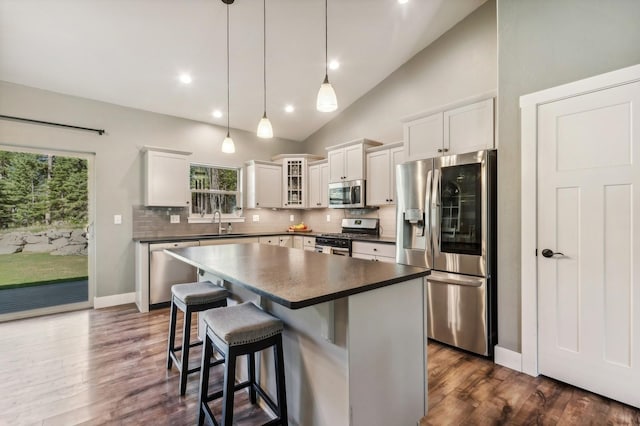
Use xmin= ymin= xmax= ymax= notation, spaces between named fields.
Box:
xmin=395 ymin=159 xmax=430 ymax=268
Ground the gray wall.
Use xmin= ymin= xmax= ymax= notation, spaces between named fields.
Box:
xmin=302 ymin=0 xmax=497 ymax=152
xmin=497 ymin=0 xmax=640 ymax=351
xmin=0 ymin=81 xmax=300 ymax=298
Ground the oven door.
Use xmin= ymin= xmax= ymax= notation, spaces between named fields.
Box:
xmin=430 ymin=150 xmax=495 ymax=277
xmin=315 ymin=245 xmax=350 ymax=256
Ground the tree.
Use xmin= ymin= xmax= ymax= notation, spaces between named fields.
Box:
xmin=48 ymin=156 xmax=88 ymax=225
xmin=3 ymin=153 xmax=48 ymax=227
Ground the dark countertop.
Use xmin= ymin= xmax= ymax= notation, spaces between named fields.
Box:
xmin=166 ymin=243 xmax=426 ymax=309
xmin=134 ymin=232 xmax=396 ymax=245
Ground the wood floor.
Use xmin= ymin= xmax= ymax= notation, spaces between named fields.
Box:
xmin=0 ymin=305 xmax=638 ymax=426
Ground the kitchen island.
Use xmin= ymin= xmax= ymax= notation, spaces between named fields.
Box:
xmin=167 ymin=243 xmax=430 ymax=426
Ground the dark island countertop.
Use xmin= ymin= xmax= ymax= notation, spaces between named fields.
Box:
xmin=134 ymin=232 xmax=396 ymax=245
xmin=166 ymin=243 xmax=428 ymax=309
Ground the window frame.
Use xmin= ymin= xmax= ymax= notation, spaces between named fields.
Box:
xmin=187 ymin=163 xmax=244 ymax=224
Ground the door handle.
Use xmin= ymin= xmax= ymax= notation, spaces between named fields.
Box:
xmin=541 ymin=249 xmax=564 ymax=258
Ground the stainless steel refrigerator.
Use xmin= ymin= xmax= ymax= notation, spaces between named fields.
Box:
xmin=396 ymin=150 xmax=497 ymax=357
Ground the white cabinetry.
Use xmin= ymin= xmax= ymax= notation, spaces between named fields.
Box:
xmin=303 ymin=236 xmax=316 ymax=251
xmin=326 ymin=139 xmax=382 ymax=183
xmin=403 ymin=112 xmax=443 ymax=162
xmin=366 ymin=143 xmax=404 ymax=206
xmin=143 ymin=146 xmax=191 ymax=207
xmin=259 ymin=236 xmax=279 ymax=246
xmin=246 ymin=161 xmax=282 ymax=209
xmin=308 ymin=160 xmax=329 ymax=208
xmin=403 ymin=97 xmax=494 ymax=161
xmin=351 ymin=241 xmax=396 ymax=263
xmin=444 ymin=98 xmax=494 ymax=155
xmin=270 ymin=154 xmax=324 ymax=209
xmin=199 ymin=237 xmax=259 ymax=246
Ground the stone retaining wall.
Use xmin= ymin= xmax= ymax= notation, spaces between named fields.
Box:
xmin=0 ymin=229 xmax=88 ymax=255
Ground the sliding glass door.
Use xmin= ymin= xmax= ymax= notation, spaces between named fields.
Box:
xmin=0 ymin=146 xmax=94 ymax=320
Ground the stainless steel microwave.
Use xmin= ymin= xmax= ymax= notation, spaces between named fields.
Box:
xmin=328 ymin=180 xmax=365 ymax=208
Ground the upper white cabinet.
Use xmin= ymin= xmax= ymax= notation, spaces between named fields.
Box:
xmin=143 ymin=146 xmax=191 ymax=207
xmin=403 ymin=112 xmax=444 ymax=162
xmin=326 ymin=138 xmax=382 ymax=183
xmin=308 ymin=160 xmax=329 ymax=208
xmin=366 ymin=142 xmax=404 ymax=206
xmin=271 ymin=154 xmax=324 ymax=209
xmin=246 ymin=160 xmax=282 ymax=208
xmin=403 ymin=96 xmax=495 ymax=161
xmin=444 ymin=98 xmax=494 ymax=155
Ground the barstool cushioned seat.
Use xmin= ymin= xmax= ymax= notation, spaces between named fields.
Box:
xmin=167 ymin=281 xmax=229 ymax=396
xmin=198 ymin=301 xmax=288 ymax=426
xmin=172 ymin=281 xmax=228 ymax=305
xmin=203 ymin=301 xmax=283 ymax=346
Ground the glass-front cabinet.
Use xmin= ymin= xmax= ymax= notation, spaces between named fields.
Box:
xmin=284 ymin=158 xmax=305 ymax=208
xmin=271 ymin=154 xmax=324 ymax=209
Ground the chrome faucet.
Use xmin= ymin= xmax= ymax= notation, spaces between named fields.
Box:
xmin=213 ymin=210 xmax=223 ymax=234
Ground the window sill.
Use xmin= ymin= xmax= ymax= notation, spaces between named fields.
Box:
xmin=187 ymin=216 xmax=246 ymax=224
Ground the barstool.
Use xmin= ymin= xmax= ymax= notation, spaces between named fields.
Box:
xmin=167 ymin=281 xmax=229 ymax=395
xmin=198 ymin=301 xmax=288 ymax=426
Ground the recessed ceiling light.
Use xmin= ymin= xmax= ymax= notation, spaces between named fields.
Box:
xmin=178 ymin=73 xmax=192 ymax=84
xmin=284 ymin=105 xmax=295 ymax=113
xmin=398 ymin=0 xmax=409 ymax=4
xmin=212 ymin=110 xmax=223 ymax=118
xmin=329 ymin=60 xmax=340 ymax=70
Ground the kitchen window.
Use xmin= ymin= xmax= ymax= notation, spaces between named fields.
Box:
xmin=188 ymin=164 xmax=244 ymax=223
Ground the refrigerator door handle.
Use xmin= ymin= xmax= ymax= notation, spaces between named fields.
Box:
xmin=428 ymin=274 xmax=484 ymax=288
xmin=431 ymin=168 xmax=441 ymax=257
xmin=425 ymin=169 xmax=433 ymax=262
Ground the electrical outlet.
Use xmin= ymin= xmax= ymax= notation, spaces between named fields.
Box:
xmin=326 ymin=214 xmax=331 ymax=222
xmin=113 ymin=214 xmax=122 ymax=225
xmin=253 ymin=214 xmax=260 ymax=222
xmin=170 ymin=215 xmax=180 ymax=224
xmin=289 ymin=214 xmax=294 ymax=222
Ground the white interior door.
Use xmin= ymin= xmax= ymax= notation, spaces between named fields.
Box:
xmin=537 ymin=80 xmax=640 ymax=408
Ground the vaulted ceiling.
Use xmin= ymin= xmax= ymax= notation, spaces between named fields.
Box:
xmin=0 ymin=0 xmax=486 ymax=141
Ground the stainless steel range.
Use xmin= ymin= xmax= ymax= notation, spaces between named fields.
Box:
xmin=315 ymin=218 xmax=380 ymax=256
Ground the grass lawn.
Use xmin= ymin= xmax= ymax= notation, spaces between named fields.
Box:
xmin=0 ymin=253 xmax=88 ymax=288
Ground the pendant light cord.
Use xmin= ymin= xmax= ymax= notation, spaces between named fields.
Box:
xmin=226 ymin=3 xmax=230 ymax=135
xmin=263 ymin=0 xmax=267 ymax=114
xmin=324 ymin=0 xmax=328 ymax=76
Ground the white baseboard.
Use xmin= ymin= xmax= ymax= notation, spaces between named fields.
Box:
xmin=94 ymin=292 xmax=136 ymax=309
xmin=494 ymin=345 xmax=522 ymax=372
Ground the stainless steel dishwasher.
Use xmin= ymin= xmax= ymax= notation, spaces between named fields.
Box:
xmin=149 ymin=241 xmax=199 ymax=308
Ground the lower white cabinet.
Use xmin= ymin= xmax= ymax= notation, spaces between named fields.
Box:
xmin=259 ymin=236 xmax=279 ymax=246
xmin=259 ymin=235 xmax=293 ymax=247
xmin=199 ymin=237 xmax=259 ymax=246
xmin=303 ymin=236 xmax=316 ymax=251
xmin=351 ymin=241 xmax=396 ymax=263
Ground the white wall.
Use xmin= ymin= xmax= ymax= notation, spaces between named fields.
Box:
xmin=0 ymin=81 xmax=301 ymax=298
xmin=302 ymin=0 xmax=496 ymax=152
xmin=497 ymin=0 xmax=640 ymax=352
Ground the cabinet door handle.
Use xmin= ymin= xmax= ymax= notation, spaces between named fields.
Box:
xmin=437 ymin=148 xmax=443 ymax=153
xmin=373 ymin=248 xmax=377 ymax=252
xmin=256 ymin=202 xmax=260 ymax=206
xmin=443 ymin=148 xmax=449 ymax=152
xmin=389 ymin=199 xmax=393 ymax=202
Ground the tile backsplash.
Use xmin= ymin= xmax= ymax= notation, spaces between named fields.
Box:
xmin=132 ymin=205 xmax=397 ymax=239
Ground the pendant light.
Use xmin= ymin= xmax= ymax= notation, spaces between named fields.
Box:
xmin=256 ymin=0 xmax=273 ymax=138
xmin=221 ymin=0 xmax=236 ymax=153
xmin=316 ymin=0 xmax=337 ymax=112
